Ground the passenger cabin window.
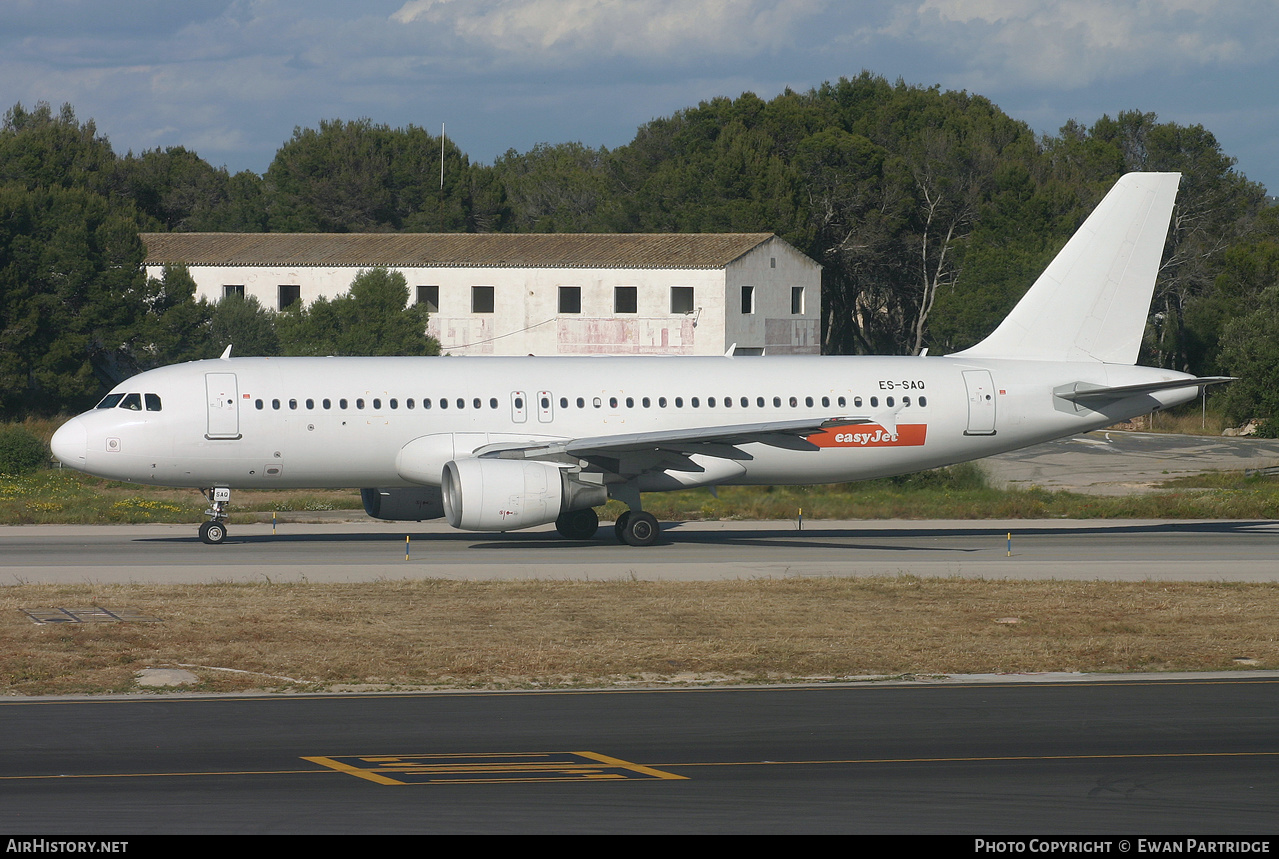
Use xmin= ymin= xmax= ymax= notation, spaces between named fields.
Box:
xmin=558 ymin=286 xmax=582 ymax=314
xmin=278 ymin=285 xmax=301 ymax=310
xmin=417 ymin=285 xmax=439 ymax=313
xmin=472 ymin=286 xmax=495 ymax=313
xmin=614 ymin=286 xmax=637 ymax=314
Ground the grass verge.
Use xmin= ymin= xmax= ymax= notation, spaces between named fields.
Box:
xmin=3 ymin=578 xmax=1276 ymax=696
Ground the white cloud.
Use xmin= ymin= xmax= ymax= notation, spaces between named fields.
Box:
xmin=883 ymin=0 xmax=1274 ymax=90
xmin=391 ymin=0 xmax=826 ymax=64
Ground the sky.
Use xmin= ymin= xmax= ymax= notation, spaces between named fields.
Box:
xmin=1 ymin=0 xmax=1276 ymax=192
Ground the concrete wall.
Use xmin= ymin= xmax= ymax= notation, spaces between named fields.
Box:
xmin=148 ymin=239 xmax=821 ymax=356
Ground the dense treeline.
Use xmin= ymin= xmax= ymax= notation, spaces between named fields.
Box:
xmin=2 ymin=74 xmax=1277 ymax=429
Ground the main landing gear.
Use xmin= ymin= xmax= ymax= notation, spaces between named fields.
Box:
xmin=199 ymin=487 xmax=231 ymax=544
xmin=554 ymin=503 xmax=662 ymax=546
xmin=608 ymin=486 xmax=660 ymax=547
xmin=613 ymin=510 xmax=660 ymax=547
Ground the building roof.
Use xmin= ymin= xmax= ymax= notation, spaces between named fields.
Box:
xmin=141 ymin=232 xmax=791 ymax=270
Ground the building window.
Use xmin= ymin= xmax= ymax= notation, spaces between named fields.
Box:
xmin=223 ymin=285 xmax=245 ymax=300
xmin=670 ymin=286 xmax=694 ymax=314
xmin=614 ymin=286 xmax=637 ymax=314
xmin=417 ymin=285 xmax=439 ymax=313
xmin=791 ymin=286 xmax=805 ymax=315
xmin=472 ymin=286 xmax=495 ymax=313
xmin=741 ymin=285 xmax=755 ymax=314
xmin=279 ymin=285 xmax=301 ymax=310
xmin=558 ymin=286 xmax=581 ymax=314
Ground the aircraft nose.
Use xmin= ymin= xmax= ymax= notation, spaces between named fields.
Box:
xmin=50 ymin=417 xmax=88 ymax=467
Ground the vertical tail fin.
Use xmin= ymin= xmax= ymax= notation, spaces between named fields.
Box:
xmin=953 ymin=172 xmax=1180 ymax=365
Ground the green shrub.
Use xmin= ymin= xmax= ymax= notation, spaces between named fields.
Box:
xmin=0 ymin=426 xmax=48 ymax=474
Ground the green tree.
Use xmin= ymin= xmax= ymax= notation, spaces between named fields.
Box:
xmin=495 ymin=142 xmax=611 ymax=232
xmin=1219 ymin=283 xmax=1279 ymax=435
xmin=209 ymin=293 xmax=280 ymax=358
xmin=116 ymin=147 xmax=267 ymax=231
xmin=130 ymin=264 xmax=215 ymax=369
xmin=276 ymin=268 xmax=437 ymax=356
xmin=0 ymin=102 xmax=116 ymax=195
xmin=266 ymin=119 xmax=483 ymax=232
xmin=0 ymin=184 xmax=148 ymax=417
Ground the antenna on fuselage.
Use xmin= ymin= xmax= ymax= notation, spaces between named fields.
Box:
xmin=219 ymin=345 xmax=233 ymax=360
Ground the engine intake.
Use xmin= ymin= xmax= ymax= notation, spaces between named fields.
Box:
xmin=441 ymin=458 xmax=606 ymax=532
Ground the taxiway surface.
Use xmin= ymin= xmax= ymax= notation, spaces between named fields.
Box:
xmin=3 ymin=678 xmax=1277 ymax=834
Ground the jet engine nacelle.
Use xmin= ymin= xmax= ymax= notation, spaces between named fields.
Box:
xmin=360 ymin=487 xmax=446 ymax=521
xmin=441 ymin=457 xmax=607 ymax=532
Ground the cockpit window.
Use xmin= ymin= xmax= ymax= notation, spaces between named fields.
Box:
xmin=96 ymin=394 xmax=124 ymax=409
xmin=119 ymin=393 xmax=142 ymax=411
xmin=145 ymin=394 xmax=162 ymax=412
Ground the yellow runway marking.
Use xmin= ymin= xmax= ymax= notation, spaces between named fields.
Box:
xmin=302 ymin=752 xmax=687 ymax=785
xmin=2 ymin=749 xmax=1276 ymax=783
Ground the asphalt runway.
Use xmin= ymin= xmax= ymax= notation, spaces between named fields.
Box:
xmin=3 ymin=678 xmax=1277 ymax=834
xmin=5 ymin=517 xmax=1279 ymax=583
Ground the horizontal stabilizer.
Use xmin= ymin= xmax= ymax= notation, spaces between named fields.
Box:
xmin=1055 ymin=376 xmax=1234 ymax=404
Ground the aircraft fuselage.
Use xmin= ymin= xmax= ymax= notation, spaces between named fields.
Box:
xmin=53 ymin=353 xmax=1198 ymax=492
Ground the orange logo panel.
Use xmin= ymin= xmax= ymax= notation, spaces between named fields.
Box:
xmin=806 ymin=423 xmax=927 ymax=448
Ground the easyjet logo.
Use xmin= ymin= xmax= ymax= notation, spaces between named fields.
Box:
xmin=806 ymin=423 xmax=927 ymax=448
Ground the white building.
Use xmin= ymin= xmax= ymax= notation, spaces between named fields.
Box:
xmin=141 ymin=232 xmax=822 ymax=356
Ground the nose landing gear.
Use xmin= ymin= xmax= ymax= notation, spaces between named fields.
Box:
xmin=199 ymin=487 xmax=231 ymax=544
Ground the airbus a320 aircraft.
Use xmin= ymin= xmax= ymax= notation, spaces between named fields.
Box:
xmin=51 ymin=172 xmax=1228 ymax=546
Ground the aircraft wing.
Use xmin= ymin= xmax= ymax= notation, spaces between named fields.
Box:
xmin=474 ymin=416 xmax=873 ymax=475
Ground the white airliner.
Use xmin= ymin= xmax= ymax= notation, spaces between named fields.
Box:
xmin=51 ymin=172 xmax=1227 ymax=545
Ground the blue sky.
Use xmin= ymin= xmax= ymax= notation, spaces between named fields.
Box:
xmin=2 ymin=0 xmax=1275 ymax=192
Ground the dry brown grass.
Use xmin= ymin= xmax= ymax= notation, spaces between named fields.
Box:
xmin=3 ymin=578 xmax=1276 ymax=696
